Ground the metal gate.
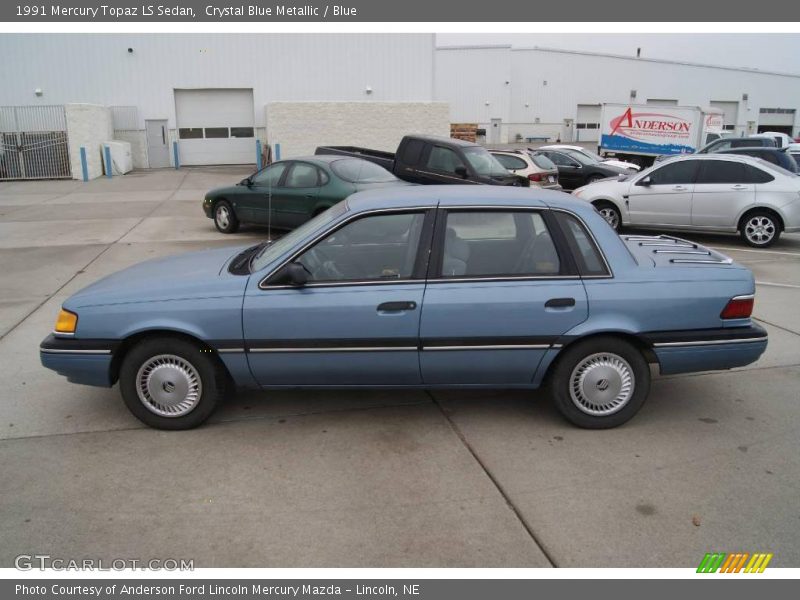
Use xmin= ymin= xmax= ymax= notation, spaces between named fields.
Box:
xmin=0 ymin=105 xmax=71 ymax=180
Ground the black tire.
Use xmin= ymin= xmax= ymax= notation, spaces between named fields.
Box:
xmin=213 ymin=200 xmax=239 ymax=234
xmin=119 ymin=337 xmax=227 ymax=430
xmin=549 ymin=337 xmax=650 ymax=429
xmin=739 ymin=210 xmax=781 ymax=248
xmin=594 ymin=200 xmax=622 ymax=232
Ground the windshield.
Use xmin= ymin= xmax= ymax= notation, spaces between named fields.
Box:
xmin=462 ymin=146 xmax=511 ymax=177
xmin=331 ymin=158 xmax=397 ymax=183
xmin=250 ymin=202 xmax=347 ymax=272
xmin=562 ymin=149 xmax=596 ymax=166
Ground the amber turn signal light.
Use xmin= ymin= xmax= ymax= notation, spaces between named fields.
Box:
xmin=54 ymin=308 xmax=78 ymax=334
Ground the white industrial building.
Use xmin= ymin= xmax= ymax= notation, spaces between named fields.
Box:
xmin=1 ymin=34 xmax=798 ymax=181
xmin=435 ymin=45 xmax=800 ymax=145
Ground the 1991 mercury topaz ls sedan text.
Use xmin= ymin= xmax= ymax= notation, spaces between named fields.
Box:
xmin=41 ymin=187 xmax=767 ymax=430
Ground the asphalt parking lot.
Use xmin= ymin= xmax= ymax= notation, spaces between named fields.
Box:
xmin=1 ymin=167 xmax=798 ymax=568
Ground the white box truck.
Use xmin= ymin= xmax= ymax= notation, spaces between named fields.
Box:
xmin=599 ymin=103 xmax=728 ymax=167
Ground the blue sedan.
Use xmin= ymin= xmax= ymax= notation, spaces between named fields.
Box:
xmin=40 ymin=186 xmax=767 ymax=430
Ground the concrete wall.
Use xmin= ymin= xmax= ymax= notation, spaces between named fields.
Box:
xmin=0 ymin=34 xmax=436 ymax=132
xmin=265 ymin=102 xmax=451 ymax=159
xmin=113 ymin=130 xmax=148 ymax=169
xmin=65 ymin=104 xmax=113 ymax=180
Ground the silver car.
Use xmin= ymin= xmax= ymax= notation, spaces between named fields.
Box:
xmin=572 ymin=154 xmax=800 ymax=247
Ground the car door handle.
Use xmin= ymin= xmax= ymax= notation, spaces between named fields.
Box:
xmin=377 ymin=301 xmax=417 ymax=312
xmin=731 ymin=184 xmax=748 ymax=190
xmin=545 ymin=297 xmax=576 ymax=308
xmin=672 ymin=186 xmax=688 ymax=191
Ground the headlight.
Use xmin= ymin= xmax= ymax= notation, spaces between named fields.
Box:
xmin=54 ymin=308 xmax=78 ymax=334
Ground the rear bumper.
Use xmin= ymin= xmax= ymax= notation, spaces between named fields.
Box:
xmin=643 ymin=324 xmax=768 ymax=376
xmin=40 ymin=334 xmax=116 ymax=387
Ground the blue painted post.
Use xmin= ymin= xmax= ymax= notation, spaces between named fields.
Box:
xmin=104 ymin=145 xmax=113 ymax=178
xmin=256 ymin=139 xmax=262 ymax=170
xmin=172 ymin=141 xmax=180 ymax=169
xmin=275 ymin=143 xmax=281 ymax=161
xmin=79 ymin=147 xmax=89 ymax=182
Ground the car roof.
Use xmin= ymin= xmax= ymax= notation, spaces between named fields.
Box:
xmin=287 ymin=155 xmax=357 ymax=165
xmin=407 ymin=135 xmax=479 ymax=147
xmin=720 ymin=147 xmax=787 ymax=155
xmin=344 ymin=184 xmax=592 ymax=214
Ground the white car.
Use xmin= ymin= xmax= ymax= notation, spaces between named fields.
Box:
xmin=753 ymin=131 xmax=795 ymax=148
xmin=572 ymin=153 xmax=800 ymax=247
xmin=488 ymin=149 xmax=561 ymax=189
xmin=538 ymin=144 xmax=641 ymax=171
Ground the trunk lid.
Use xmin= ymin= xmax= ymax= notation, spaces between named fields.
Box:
xmin=620 ymin=234 xmax=740 ymax=269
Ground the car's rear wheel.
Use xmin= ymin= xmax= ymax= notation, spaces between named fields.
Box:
xmin=740 ymin=210 xmax=781 ymax=248
xmin=594 ymin=201 xmax=622 ymax=231
xmin=549 ymin=337 xmax=650 ymax=429
xmin=119 ymin=337 xmax=226 ymax=429
xmin=214 ymin=200 xmax=239 ymax=234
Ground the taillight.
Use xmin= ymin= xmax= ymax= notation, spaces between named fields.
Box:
xmin=721 ymin=295 xmax=754 ymax=319
xmin=528 ymin=173 xmax=544 ymax=182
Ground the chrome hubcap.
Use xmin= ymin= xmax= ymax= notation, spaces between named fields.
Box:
xmin=599 ymin=207 xmax=619 ymax=230
xmin=744 ymin=216 xmax=776 ymax=245
xmin=569 ymin=352 xmax=634 ymax=416
xmin=136 ymin=354 xmax=202 ymax=417
xmin=216 ymin=205 xmax=230 ymax=229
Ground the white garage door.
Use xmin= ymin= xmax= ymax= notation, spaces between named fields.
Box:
xmin=175 ymin=89 xmax=255 ymax=165
xmin=710 ymin=101 xmax=739 ymax=131
xmin=575 ymin=104 xmax=600 ymax=141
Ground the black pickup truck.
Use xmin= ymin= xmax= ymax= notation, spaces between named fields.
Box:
xmin=316 ymin=135 xmax=529 ymax=187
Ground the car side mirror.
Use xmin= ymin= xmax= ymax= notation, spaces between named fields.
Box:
xmin=240 ymin=177 xmax=252 ymax=187
xmin=285 ymin=262 xmax=308 ymax=286
xmin=638 ymin=176 xmax=652 ymax=186
xmin=454 ymin=166 xmax=469 ymax=179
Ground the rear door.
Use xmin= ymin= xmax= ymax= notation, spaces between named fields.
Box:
xmin=691 ymin=159 xmax=756 ymax=228
xmin=627 ymin=159 xmax=698 ymax=226
xmin=418 ymin=208 xmax=588 ymax=385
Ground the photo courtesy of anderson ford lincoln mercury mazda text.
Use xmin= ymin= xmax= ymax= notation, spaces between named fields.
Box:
xmin=41 ymin=187 xmax=767 ymax=431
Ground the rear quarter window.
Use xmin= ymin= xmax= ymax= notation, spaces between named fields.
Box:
xmin=554 ymin=212 xmax=610 ymax=277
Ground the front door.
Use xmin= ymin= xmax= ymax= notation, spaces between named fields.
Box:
xmin=246 ymin=161 xmax=288 ymax=226
xmin=145 ymin=119 xmax=170 ymax=168
xmin=243 ymin=209 xmax=432 ymax=386
xmin=627 ymin=159 xmax=699 ymax=226
xmin=542 ymin=151 xmax=583 ymax=190
xmin=691 ymin=159 xmax=756 ymax=229
xmin=270 ymin=161 xmax=322 ymax=228
xmin=419 ymin=209 xmax=588 ymax=385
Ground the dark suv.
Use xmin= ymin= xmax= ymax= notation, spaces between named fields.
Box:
xmin=718 ymin=147 xmax=799 ymax=173
xmin=698 ymin=136 xmax=777 ymax=154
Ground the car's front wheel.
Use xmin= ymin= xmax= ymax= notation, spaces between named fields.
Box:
xmin=740 ymin=210 xmax=781 ymax=248
xmin=119 ymin=337 xmax=227 ymax=429
xmin=213 ymin=200 xmax=239 ymax=234
xmin=594 ymin=201 xmax=622 ymax=231
xmin=549 ymin=337 xmax=650 ymax=429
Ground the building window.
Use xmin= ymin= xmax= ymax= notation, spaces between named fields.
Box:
xmin=759 ymin=108 xmax=796 ymax=114
xmin=204 ymin=127 xmax=229 ymax=139
xmin=178 ymin=128 xmax=203 ymax=139
xmin=576 ymin=122 xmax=599 ymax=130
xmin=230 ymin=127 xmax=255 ymax=138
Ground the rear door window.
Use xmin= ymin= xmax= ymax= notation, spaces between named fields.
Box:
xmin=438 ymin=211 xmax=561 ymax=278
xmin=696 ymin=160 xmax=748 ymax=184
xmin=492 ymin=154 xmax=528 ymax=170
xmin=554 ymin=212 xmax=610 ymax=277
xmin=400 ymin=139 xmax=426 ymax=166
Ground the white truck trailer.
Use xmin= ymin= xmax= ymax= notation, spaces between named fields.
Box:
xmin=599 ymin=103 xmax=728 ymax=167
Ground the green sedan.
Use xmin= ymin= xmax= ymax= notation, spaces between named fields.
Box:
xmin=203 ymin=155 xmax=412 ymax=233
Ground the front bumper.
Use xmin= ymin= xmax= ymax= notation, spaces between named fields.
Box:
xmin=40 ymin=334 xmax=117 ymax=387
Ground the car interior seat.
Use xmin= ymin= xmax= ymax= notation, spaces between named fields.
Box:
xmin=442 ymin=227 xmax=470 ymax=276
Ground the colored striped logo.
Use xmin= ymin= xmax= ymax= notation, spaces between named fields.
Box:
xmin=697 ymin=552 xmax=773 ymax=573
